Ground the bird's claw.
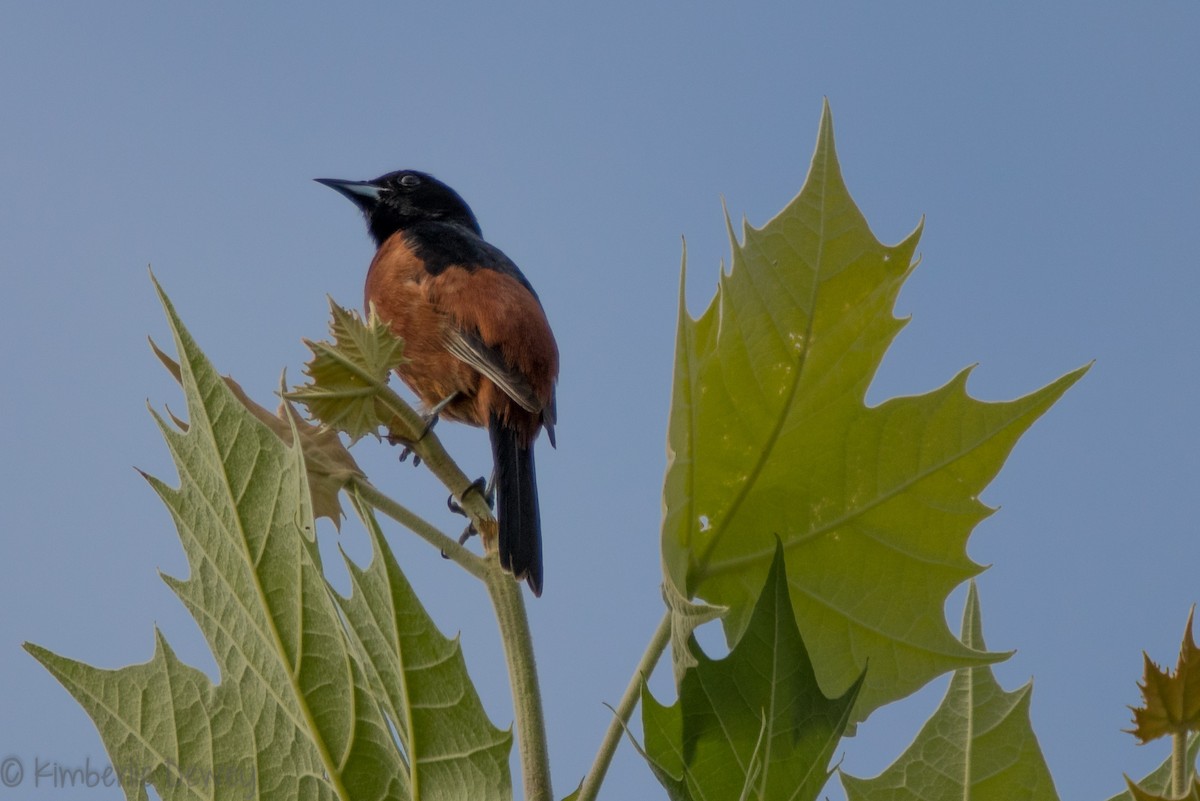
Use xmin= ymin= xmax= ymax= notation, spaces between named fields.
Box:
xmin=441 ymin=522 xmax=479 ymax=559
xmin=447 ymin=476 xmax=491 ymax=518
xmin=386 ymin=412 xmax=442 ymax=467
xmin=442 ymin=476 xmax=491 ymax=558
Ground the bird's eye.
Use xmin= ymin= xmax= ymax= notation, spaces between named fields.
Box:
xmin=399 ymin=174 xmax=421 ymax=189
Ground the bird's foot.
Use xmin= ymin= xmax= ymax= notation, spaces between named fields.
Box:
xmin=441 ymin=476 xmax=493 ymax=559
xmin=385 ymin=406 xmax=446 ymax=467
xmin=385 ymin=393 xmax=458 ymax=466
xmin=447 ymin=476 xmax=492 ymax=517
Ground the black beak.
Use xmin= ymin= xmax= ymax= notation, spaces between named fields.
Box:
xmin=314 ymin=178 xmax=385 ymax=208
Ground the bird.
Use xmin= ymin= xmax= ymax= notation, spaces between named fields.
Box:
xmin=316 ymin=170 xmax=558 ymax=595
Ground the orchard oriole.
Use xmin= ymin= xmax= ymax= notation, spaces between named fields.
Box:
xmin=317 ymin=170 xmax=558 ymax=595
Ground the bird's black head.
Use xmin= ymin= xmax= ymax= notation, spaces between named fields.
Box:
xmin=315 ymin=170 xmax=481 ymax=247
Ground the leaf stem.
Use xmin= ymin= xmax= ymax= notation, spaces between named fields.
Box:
xmin=486 ymin=565 xmax=553 ymax=801
xmin=349 ymin=478 xmax=487 ymax=582
xmin=1174 ymin=730 xmax=1188 ymax=798
xmin=576 ymin=610 xmax=672 ymax=801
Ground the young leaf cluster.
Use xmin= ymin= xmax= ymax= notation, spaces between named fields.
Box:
xmin=1121 ymin=610 xmax=1200 ymax=799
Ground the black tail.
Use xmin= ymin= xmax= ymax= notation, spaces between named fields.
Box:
xmin=489 ymin=415 xmax=543 ymax=596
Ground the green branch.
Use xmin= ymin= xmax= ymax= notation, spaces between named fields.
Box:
xmin=577 ymin=610 xmax=672 ymax=801
xmin=351 ymin=451 xmax=551 ymax=801
xmin=487 ymin=565 xmax=553 ymax=801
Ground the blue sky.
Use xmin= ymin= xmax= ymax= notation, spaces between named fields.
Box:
xmin=2 ymin=3 xmax=1197 ymax=799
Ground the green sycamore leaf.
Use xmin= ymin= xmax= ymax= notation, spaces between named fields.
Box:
xmin=840 ymin=581 xmax=1060 ymax=801
xmin=642 ymin=540 xmax=862 ymax=801
xmin=26 ymin=633 xmax=259 ymax=801
xmin=287 ymin=299 xmax=408 ymax=441
xmin=639 ymin=691 xmax=692 ymax=801
xmin=660 ymin=100 xmax=1088 ymax=721
xmin=26 ymin=277 xmax=510 ymax=801
xmin=337 ymin=492 xmax=512 ymax=800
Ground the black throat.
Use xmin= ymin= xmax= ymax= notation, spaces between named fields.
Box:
xmin=399 ymin=221 xmax=538 ymax=296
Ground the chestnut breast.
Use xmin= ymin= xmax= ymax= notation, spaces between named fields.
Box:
xmin=364 ymin=229 xmax=558 ymax=441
